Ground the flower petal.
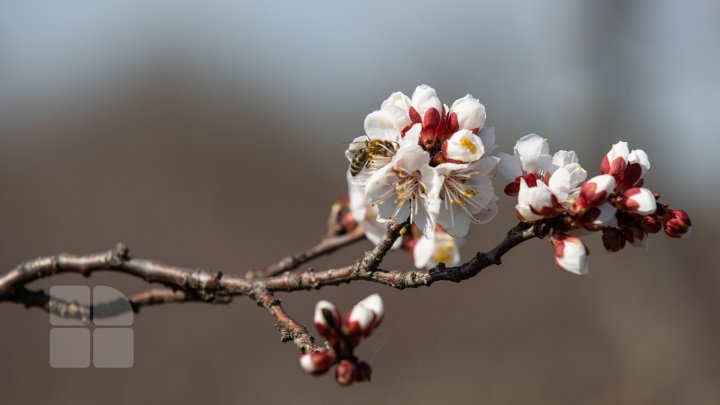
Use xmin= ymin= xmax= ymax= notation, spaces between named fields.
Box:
xmin=443 ymin=130 xmax=485 ymax=163
xmin=380 ymin=91 xmax=412 ymax=130
xmin=514 ymin=134 xmax=552 ymax=173
xmin=497 ymin=153 xmax=523 ymax=182
xmin=411 ymin=84 xmax=442 ymax=117
xmin=477 ymin=126 xmax=498 ymax=154
xmin=449 ymin=94 xmax=486 ymax=131
xmin=364 ymin=110 xmax=402 ymax=142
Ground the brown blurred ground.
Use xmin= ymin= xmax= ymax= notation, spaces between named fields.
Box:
xmin=0 ymin=72 xmax=717 ymax=405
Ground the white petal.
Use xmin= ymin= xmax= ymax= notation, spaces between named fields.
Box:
xmin=625 ymin=187 xmax=656 ymax=215
xmin=628 ymin=149 xmax=650 ymax=176
xmin=551 ymin=150 xmax=579 ymax=172
xmin=348 ymin=305 xmax=374 ymax=330
xmin=380 ymin=91 xmax=412 ymax=130
xmin=587 ymin=174 xmax=616 ymax=195
xmin=400 ymin=123 xmax=422 ymax=147
xmin=497 ymin=153 xmax=523 ymax=182
xmin=477 ymin=126 xmax=498 ymax=154
xmin=393 ymin=144 xmax=431 ymax=174
xmin=514 ymin=134 xmax=552 ymax=173
xmin=444 ymin=130 xmax=485 ymax=163
xmin=548 ymin=163 xmax=586 ymax=203
xmin=314 ymin=300 xmax=339 ymax=326
xmin=413 ymin=235 xmax=435 ymax=269
xmin=449 ymin=94 xmax=486 ymax=130
xmin=364 ymin=110 xmax=401 ymax=142
xmin=299 ymin=353 xmax=317 ymax=373
xmin=357 ymin=294 xmax=384 ymax=319
xmin=555 ymin=236 xmax=590 ymax=275
xmin=606 ymin=141 xmax=630 ymax=164
xmin=411 ymin=84 xmax=442 ymax=117
xmin=434 ymin=162 xmax=470 ymax=176
xmin=410 ymin=196 xmax=435 ymax=239
xmin=473 ymin=156 xmax=500 ymax=175
xmin=593 ymin=203 xmax=618 ymax=227
xmin=473 ymin=196 xmax=499 ymax=224
xmin=365 ymin=164 xmax=396 ymax=204
xmin=376 ymin=197 xmax=410 ymax=223
xmin=346 ymin=170 xmax=367 ymax=222
xmin=517 ymin=179 xmax=554 ymax=222
xmin=437 ymin=205 xmax=473 ymax=237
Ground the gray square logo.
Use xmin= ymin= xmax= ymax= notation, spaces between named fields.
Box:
xmin=49 ymin=285 xmax=134 ymax=368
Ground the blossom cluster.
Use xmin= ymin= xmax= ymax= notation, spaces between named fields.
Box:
xmin=343 ymin=84 xmax=691 ymax=275
xmin=345 ymin=85 xmax=501 ymax=269
xmin=345 ymin=85 xmax=500 ymax=241
xmin=498 ymin=137 xmax=691 ymax=274
xmin=299 ymin=294 xmax=384 ymax=386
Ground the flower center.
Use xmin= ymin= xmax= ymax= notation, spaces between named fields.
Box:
xmin=391 ymin=170 xmax=424 ymax=222
xmin=459 ymin=136 xmax=478 ymax=154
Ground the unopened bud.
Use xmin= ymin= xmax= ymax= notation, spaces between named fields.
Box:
xmin=550 ymin=232 xmax=590 ymax=275
xmin=664 ymin=209 xmax=692 ymax=238
xmin=335 ymin=360 xmax=356 ymax=386
xmin=313 ymin=300 xmax=342 ymax=341
xmin=345 ymin=294 xmax=384 ymax=337
xmin=576 ymin=175 xmax=615 ymax=211
xmin=622 ymin=187 xmax=657 ymax=216
xmin=641 ymin=215 xmax=663 ymax=234
xmin=299 ymin=350 xmax=336 ymax=375
xmin=602 ymin=228 xmax=626 ymax=252
xmin=355 ymin=361 xmax=372 ymax=382
xmin=579 ymin=203 xmax=618 ymax=230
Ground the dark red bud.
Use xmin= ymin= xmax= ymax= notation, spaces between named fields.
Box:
xmin=602 ymin=228 xmax=626 ymax=252
xmin=641 ymin=215 xmax=663 ymax=234
xmin=355 ymin=361 xmax=372 ymax=382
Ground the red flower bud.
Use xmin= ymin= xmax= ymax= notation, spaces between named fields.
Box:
xmin=664 ymin=209 xmax=692 ymax=238
xmin=299 ymin=350 xmax=336 ymax=375
xmin=335 ymin=360 xmax=356 ymax=386
xmin=641 ymin=215 xmax=663 ymax=234
xmin=576 ymin=175 xmax=615 ymax=211
xmin=344 ymin=294 xmax=384 ymax=339
xmin=313 ymin=300 xmax=342 ymax=342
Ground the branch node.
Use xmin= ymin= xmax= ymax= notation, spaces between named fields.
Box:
xmin=107 ymin=243 xmax=129 ymax=268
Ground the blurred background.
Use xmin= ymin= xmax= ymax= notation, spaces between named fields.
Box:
xmin=0 ymin=0 xmax=718 ymax=404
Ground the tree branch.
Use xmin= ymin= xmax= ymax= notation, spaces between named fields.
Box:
xmin=0 ymin=220 xmax=540 ymax=360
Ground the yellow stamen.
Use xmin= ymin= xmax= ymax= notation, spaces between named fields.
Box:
xmin=459 ymin=137 xmax=478 ymax=154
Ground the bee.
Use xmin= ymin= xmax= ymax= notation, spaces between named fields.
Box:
xmin=349 ymin=138 xmax=398 ymax=176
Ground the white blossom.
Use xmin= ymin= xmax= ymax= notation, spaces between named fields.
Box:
xmin=516 ymin=178 xmax=557 ymax=222
xmin=552 ymin=233 xmax=590 ymax=275
xmin=365 ymin=126 xmax=437 ymax=236
xmin=413 ymin=231 xmax=462 ymax=269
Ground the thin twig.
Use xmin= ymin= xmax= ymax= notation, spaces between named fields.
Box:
xmin=256 ymin=227 xmax=366 ymax=278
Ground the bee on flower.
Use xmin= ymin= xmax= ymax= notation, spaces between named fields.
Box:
xmin=346 ymin=84 xmax=500 ymax=240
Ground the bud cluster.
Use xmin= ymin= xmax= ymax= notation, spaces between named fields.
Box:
xmin=500 ymin=139 xmax=691 ymax=275
xmin=299 ymin=294 xmax=384 ymax=386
